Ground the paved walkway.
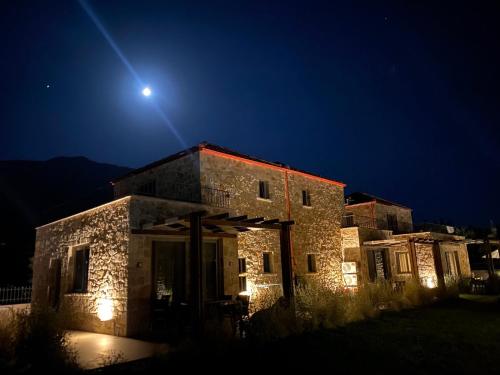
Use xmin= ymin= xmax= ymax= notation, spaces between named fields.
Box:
xmin=66 ymin=331 xmax=168 ymax=369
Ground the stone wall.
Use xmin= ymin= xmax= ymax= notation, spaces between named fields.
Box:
xmin=113 ymin=153 xmax=201 ymax=203
xmin=200 ymin=151 xmax=345 ymax=310
xmin=32 ymin=197 xmax=131 ymax=336
xmin=415 ymin=243 xmax=437 ymax=286
xmin=374 ymin=204 xmax=413 ymax=233
xmin=345 ymin=202 xmax=413 ymax=233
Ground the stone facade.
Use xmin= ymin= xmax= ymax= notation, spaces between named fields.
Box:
xmin=199 ymin=151 xmax=345 ymax=310
xmin=345 ymin=200 xmax=413 ymax=233
xmin=341 ymin=199 xmax=471 ymax=290
xmin=32 ymin=197 xmax=131 ymax=336
xmin=33 ymin=144 xmax=346 ymax=337
xmin=113 ymin=152 xmax=201 ymax=203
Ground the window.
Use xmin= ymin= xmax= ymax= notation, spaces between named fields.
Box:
xmin=387 ymin=214 xmax=398 ymax=232
xmin=396 ymin=252 xmax=411 ymax=274
xmin=263 ymin=252 xmax=273 ymax=273
xmin=239 ymin=276 xmax=247 ymax=292
xmin=238 ymin=257 xmax=247 ymax=292
xmin=259 ymin=180 xmax=270 ymax=199
xmin=138 ymin=180 xmax=156 ymax=196
xmin=307 ymin=254 xmax=317 ymax=273
xmin=73 ymin=247 xmax=90 ymax=293
xmin=367 ymin=249 xmax=389 ymax=282
xmin=302 ymin=190 xmax=312 ymax=207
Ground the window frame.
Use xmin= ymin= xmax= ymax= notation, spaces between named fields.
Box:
xmin=395 ymin=251 xmax=411 ymax=274
xmin=72 ymin=247 xmax=90 ymax=293
xmin=302 ymin=190 xmax=312 ymax=207
xmin=258 ymin=180 xmax=270 ymax=200
xmin=262 ymin=252 xmax=273 ymax=274
xmin=307 ymin=253 xmax=317 ymax=273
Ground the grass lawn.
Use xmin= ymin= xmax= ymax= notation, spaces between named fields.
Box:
xmin=98 ymin=295 xmax=500 ymax=374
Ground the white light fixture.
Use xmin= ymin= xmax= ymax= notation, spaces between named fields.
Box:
xmin=97 ymin=298 xmax=114 ymax=321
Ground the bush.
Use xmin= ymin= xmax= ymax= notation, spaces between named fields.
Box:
xmin=0 ymin=307 xmax=78 ymax=373
xmin=247 ymin=279 xmax=438 ymax=342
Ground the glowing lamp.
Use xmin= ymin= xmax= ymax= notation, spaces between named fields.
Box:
xmin=425 ymin=277 xmax=436 ymax=289
xmin=97 ymin=298 xmax=113 ymax=321
xmin=142 ymin=87 xmax=152 ymax=97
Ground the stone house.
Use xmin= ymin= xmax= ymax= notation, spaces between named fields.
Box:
xmin=32 ymin=143 xmax=346 ymax=337
xmin=31 ymin=144 xmax=471 ymax=338
xmin=341 ymin=192 xmax=471 ymax=290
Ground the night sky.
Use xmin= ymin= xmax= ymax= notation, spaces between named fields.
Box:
xmin=1 ymin=0 xmax=499 ymax=226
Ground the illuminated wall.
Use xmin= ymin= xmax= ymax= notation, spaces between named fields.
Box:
xmin=32 ymin=197 xmax=131 ymax=336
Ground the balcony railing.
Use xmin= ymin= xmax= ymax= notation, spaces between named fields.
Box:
xmin=342 ymin=214 xmax=413 ymax=234
xmin=0 ymin=286 xmax=32 ymax=305
xmin=201 ymin=186 xmax=231 ymax=208
xmin=135 ymin=183 xmax=231 ymax=208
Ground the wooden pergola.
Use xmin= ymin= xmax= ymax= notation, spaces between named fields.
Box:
xmin=363 ymin=232 xmax=467 ymax=293
xmin=132 ymin=211 xmax=295 ymax=335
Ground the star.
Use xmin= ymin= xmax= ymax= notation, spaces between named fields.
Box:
xmin=46 ymin=84 xmax=50 ymax=88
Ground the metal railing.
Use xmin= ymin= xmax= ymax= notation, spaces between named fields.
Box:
xmin=201 ymin=186 xmax=231 ymax=208
xmin=342 ymin=214 xmax=413 ymax=234
xmin=134 ymin=183 xmax=231 ymax=208
xmin=0 ymin=286 xmax=32 ymax=305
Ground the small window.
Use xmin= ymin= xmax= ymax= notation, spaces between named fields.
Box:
xmin=73 ymin=247 xmax=90 ymax=293
xmin=396 ymin=252 xmax=411 ymax=274
xmin=138 ymin=180 xmax=156 ymax=196
xmin=302 ymin=190 xmax=312 ymax=206
xmin=238 ymin=258 xmax=247 ymax=274
xmin=259 ymin=181 xmax=270 ymax=199
xmin=387 ymin=214 xmax=398 ymax=232
xmin=307 ymin=254 xmax=317 ymax=273
xmin=262 ymin=252 xmax=273 ymax=273
xmin=239 ymin=276 xmax=247 ymax=292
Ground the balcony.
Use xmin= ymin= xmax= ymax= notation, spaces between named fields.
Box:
xmin=342 ymin=214 xmax=413 ymax=234
xmin=201 ymin=186 xmax=231 ymax=208
xmin=135 ymin=183 xmax=231 ymax=208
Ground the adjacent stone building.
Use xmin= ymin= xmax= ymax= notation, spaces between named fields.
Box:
xmin=341 ymin=193 xmax=471 ymax=290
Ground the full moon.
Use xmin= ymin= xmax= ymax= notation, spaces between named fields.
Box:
xmin=142 ymin=87 xmax=152 ymax=97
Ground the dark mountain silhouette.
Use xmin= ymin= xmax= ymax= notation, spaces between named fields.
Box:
xmin=0 ymin=157 xmax=131 ymax=285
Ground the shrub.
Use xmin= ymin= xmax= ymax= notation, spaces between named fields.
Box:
xmin=247 ymin=279 xmax=439 ymax=342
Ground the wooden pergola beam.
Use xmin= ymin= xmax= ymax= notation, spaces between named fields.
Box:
xmin=201 ymin=219 xmax=282 ymax=230
xmin=131 ymin=229 xmax=236 ymax=238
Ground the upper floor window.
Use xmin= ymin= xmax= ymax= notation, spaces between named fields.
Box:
xmin=302 ymin=190 xmax=312 ymax=207
xmin=73 ymin=247 xmax=90 ymax=293
xmin=396 ymin=252 xmax=411 ymax=274
xmin=262 ymin=252 xmax=273 ymax=273
xmin=259 ymin=180 xmax=270 ymax=199
xmin=138 ymin=180 xmax=156 ymax=196
xmin=387 ymin=214 xmax=398 ymax=232
xmin=307 ymin=254 xmax=317 ymax=273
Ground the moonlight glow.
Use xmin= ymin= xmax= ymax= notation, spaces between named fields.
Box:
xmin=142 ymin=87 xmax=152 ymax=97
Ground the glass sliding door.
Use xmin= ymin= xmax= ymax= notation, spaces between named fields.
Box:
xmin=203 ymin=241 xmax=222 ymax=301
xmin=153 ymin=241 xmax=186 ymax=305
